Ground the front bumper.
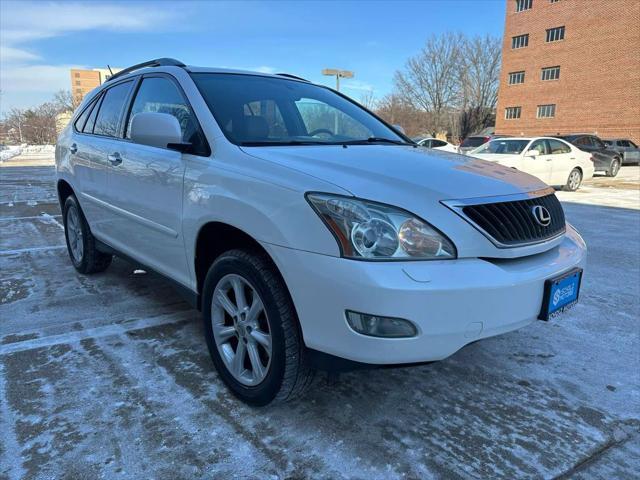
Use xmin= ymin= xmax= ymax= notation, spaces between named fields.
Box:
xmin=263 ymin=226 xmax=586 ymax=365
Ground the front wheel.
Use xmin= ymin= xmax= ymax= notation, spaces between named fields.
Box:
xmin=202 ymin=249 xmax=314 ymax=405
xmin=606 ymin=158 xmax=621 ymax=177
xmin=564 ymin=168 xmax=583 ymax=191
xmin=63 ymin=195 xmax=112 ymax=273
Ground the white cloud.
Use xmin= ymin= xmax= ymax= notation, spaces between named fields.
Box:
xmin=0 ymin=46 xmax=41 ymax=63
xmin=251 ymin=66 xmax=278 ymax=74
xmin=0 ymin=1 xmax=184 ymax=111
xmin=0 ymin=64 xmax=79 ymax=93
xmin=342 ymin=80 xmax=375 ymax=93
xmin=0 ymin=2 xmax=176 ymax=44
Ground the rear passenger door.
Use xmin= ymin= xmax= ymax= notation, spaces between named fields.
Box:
xmin=547 ymin=139 xmax=574 ymax=185
xmin=103 ymin=74 xmax=208 ymax=286
xmin=71 ymin=80 xmax=134 ymax=238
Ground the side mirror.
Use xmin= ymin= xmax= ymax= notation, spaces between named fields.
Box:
xmin=524 ymin=149 xmax=539 ymax=157
xmin=392 ymin=124 xmax=406 ymax=135
xmin=130 ymin=112 xmax=185 ymax=151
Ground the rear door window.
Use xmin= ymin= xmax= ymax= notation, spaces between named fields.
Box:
xmin=548 ymin=139 xmax=571 ymax=154
xmin=575 ymin=136 xmax=592 ymax=147
xmin=93 ymin=81 xmax=133 ymax=137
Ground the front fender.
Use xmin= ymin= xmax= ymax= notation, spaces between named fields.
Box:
xmin=182 ymin=157 xmax=345 ymax=285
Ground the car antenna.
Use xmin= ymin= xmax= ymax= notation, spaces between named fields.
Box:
xmin=107 ymin=65 xmax=114 ymax=76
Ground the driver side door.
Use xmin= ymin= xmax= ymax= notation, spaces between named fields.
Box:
xmin=523 ymin=139 xmax=553 ymax=184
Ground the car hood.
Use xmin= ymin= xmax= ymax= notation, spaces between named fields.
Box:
xmin=240 ymin=145 xmax=545 ymax=203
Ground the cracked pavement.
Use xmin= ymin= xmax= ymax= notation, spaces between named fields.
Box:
xmin=1 ymin=163 xmax=638 ymax=479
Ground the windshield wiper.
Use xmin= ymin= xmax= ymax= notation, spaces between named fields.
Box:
xmin=239 ymin=140 xmax=329 ymax=147
xmin=339 ymin=137 xmax=411 ymax=146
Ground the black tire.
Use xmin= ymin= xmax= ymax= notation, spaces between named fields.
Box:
xmin=563 ymin=168 xmax=583 ymax=191
xmin=606 ymin=158 xmax=621 ymax=177
xmin=202 ymin=249 xmax=314 ymax=406
xmin=63 ymin=195 xmax=112 ymax=274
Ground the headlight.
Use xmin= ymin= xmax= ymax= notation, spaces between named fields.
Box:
xmin=306 ymin=193 xmax=456 ymax=260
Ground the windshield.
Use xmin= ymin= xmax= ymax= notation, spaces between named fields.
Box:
xmin=191 ymin=73 xmax=407 ymax=146
xmin=473 ymin=139 xmax=531 ymax=155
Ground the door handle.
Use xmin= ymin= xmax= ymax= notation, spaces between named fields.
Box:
xmin=107 ymin=152 xmax=122 ymax=166
xmin=69 ymin=143 xmax=78 ymax=154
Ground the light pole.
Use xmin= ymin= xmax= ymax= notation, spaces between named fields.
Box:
xmin=322 ymin=69 xmax=354 ymax=134
xmin=321 ymin=68 xmax=354 ymax=92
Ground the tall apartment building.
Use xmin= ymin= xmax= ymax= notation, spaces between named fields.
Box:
xmin=70 ymin=68 xmax=122 ymax=102
xmin=495 ymin=0 xmax=640 ymax=143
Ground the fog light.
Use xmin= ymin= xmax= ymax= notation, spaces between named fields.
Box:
xmin=345 ymin=310 xmax=417 ymax=338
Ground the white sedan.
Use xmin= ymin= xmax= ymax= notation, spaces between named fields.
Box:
xmin=416 ymin=137 xmax=459 ymax=153
xmin=470 ymin=137 xmax=595 ymax=191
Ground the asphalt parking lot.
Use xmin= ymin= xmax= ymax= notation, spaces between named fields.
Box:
xmin=1 ymin=158 xmax=639 ymax=479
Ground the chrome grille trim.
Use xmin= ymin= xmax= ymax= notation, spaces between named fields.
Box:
xmin=442 ymin=188 xmax=566 ymax=248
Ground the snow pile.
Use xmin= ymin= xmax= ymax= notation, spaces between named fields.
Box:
xmin=0 ymin=145 xmax=23 ymax=162
xmin=21 ymin=145 xmax=55 ymax=154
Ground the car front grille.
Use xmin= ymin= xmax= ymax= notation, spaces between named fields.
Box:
xmin=460 ymin=193 xmax=566 ymax=246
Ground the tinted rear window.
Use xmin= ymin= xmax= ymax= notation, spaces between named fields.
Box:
xmin=461 ymin=137 xmax=487 ymax=148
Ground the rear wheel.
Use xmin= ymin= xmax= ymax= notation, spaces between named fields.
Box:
xmin=564 ymin=168 xmax=583 ymax=191
xmin=63 ymin=195 xmax=112 ymax=274
xmin=202 ymin=249 xmax=314 ymax=405
xmin=606 ymin=158 xmax=621 ymax=177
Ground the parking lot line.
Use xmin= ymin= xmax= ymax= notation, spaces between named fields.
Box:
xmin=0 ymin=311 xmax=196 ymax=355
xmin=0 ymin=245 xmax=66 ymax=255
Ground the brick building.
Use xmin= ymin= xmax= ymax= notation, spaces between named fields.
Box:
xmin=70 ymin=68 xmax=122 ymax=103
xmin=495 ymin=0 xmax=640 ymax=144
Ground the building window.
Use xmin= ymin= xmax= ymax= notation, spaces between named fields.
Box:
xmin=511 ymin=34 xmax=529 ymax=49
xmin=74 ymin=72 xmax=80 ymax=78
xmin=505 ymin=107 xmax=522 ymax=119
xmin=508 ymin=71 xmax=525 ymax=84
xmin=546 ymin=26 xmax=565 ymax=42
xmin=541 ymin=66 xmax=561 ymax=81
xmin=515 ymin=0 xmax=533 ymax=12
xmin=537 ymin=104 xmax=556 ymax=118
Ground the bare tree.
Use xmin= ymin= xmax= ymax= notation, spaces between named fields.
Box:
xmin=458 ymin=35 xmax=501 ymax=139
xmin=394 ymin=33 xmax=464 ymax=134
xmin=358 ymin=90 xmax=377 ymax=111
xmin=375 ymin=94 xmax=427 ymax=137
xmin=2 ymin=103 xmax=60 ymax=144
xmin=53 ymin=89 xmax=81 ymax=112
xmin=390 ymin=32 xmax=501 ymax=142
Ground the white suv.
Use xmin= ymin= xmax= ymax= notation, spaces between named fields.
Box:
xmin=56 ymin=58 xmax=587 ymax=405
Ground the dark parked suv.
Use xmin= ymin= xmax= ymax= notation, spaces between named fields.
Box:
xmin=556 ymin=134 xmax=622 ymax=177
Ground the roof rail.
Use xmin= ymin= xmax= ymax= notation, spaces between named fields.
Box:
xmin=276 ymin=73 xmax=309 ymax=82
xmin=105 ymin=58 xmax=186 ymax=83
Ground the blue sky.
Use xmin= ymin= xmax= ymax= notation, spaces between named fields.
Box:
xmin=0 ymin=0 xmax=506 ymax=113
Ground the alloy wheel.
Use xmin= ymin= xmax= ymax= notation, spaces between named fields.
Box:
xmin=66 ymin=205 xmax=84 ymax=262
xmin=568 ymin=170 xmax=581 ymax=190
xmin=211 ymin=273 xmax=272 ymax=386
xmin=611 ymin=160 xmax=620 ymax=177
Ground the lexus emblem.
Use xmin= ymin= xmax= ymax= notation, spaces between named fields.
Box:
xmin=532 ymin=205 xmax=551 ymax=227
